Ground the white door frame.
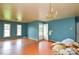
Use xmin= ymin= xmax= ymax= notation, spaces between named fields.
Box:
xmin=39 ymin=23 xmax=48 ymax=41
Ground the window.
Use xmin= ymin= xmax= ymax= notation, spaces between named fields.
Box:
xmin=4 ymin=24 xmax=11 ymax=37
xmin=17 ymin=25 xmax=22 ymax=36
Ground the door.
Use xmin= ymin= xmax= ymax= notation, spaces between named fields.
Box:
xmin=39 ymin=23 xmax=44 ymax=40
xmin=39 ymin=23 xmax=48 ymax=40
xmin=43 ymin=24 xmax=48 ymax=40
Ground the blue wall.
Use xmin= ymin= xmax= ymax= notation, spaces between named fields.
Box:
xmin=27 ymin=21 xmax=39 ymax=40
xmin=48 ymin=17 xmax=76 ymax=41
xmin=0 ymin=16 xmax=76 ymax=41
xmin=75 ymin=16 xmax=79 ymax=42
xmin=0 ymin=20 xmax=28 ymax=40
xmin=27 ymin=21 xmax=44 ymax=40
xmin=0 ymin=21 xmax=3 ymax=39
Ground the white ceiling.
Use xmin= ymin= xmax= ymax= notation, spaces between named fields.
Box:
xmin=0 ymin=3 xmax=79 ymax=22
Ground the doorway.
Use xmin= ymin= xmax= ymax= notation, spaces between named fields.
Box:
xmin=39 ymin=23 xmax=48 ymax=41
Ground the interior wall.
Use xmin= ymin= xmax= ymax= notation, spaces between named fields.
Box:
xmin=0 ymin=16 xmax=76 ymax=42
xmin=0 ymin=20 xmax=28 ymax=40
xmin=27 ymin=21 xmax=40 ymax=40
xmin=27 ymin=20 xmax=45 ymax=41
xmin=0 ymin=21 xmax=3 ymax=39
xmin=48 ymin=17 xmax=75 ymax=41
xmin=75 ymin=17 xmax=79 ymax=42
xmin=76 ymin=23 xmax=79 ymax=42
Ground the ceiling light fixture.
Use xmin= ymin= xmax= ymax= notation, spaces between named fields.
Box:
xmin=45 ymin=3 xmax=58 ymax=19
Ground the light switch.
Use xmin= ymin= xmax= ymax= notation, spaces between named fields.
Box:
xmin=49 ymin=30 xmax=52 ymax=35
